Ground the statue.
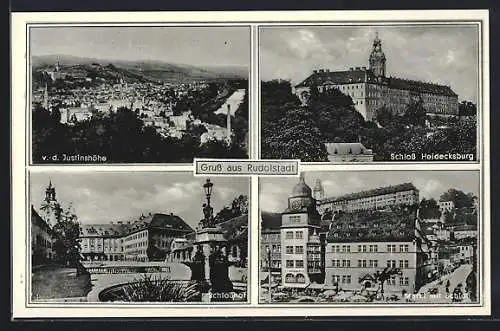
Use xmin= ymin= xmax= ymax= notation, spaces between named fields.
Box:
xmin=200 ymin=203 xmax=214 ymax=228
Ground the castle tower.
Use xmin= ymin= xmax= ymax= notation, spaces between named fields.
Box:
xmin=369 ymin=32 xmax=386 ymax=78
xmin=41 ymin=180 xmax=61 ymax=227
xmin=313 ymin=179 xmax=325 ymax=202
xmin=226 ymin=104 xmax=232 ymax=143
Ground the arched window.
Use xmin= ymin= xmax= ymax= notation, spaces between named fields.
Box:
xmin=296 ymin=274 xmax=306 ymax=283
xmin=285 ymin=273 xmax=295 ymax=283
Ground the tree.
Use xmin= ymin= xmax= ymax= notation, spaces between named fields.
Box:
xmin=372 ymin=267 xmax=402 ymax=299
xmin=403 ymin=98 xmax=426 ymax=127
xmin=419 ymin=198 xmax=442 ymax=220
xmin=51 ymin=203 xmax=81 ymax=269
xmin=458 ymin=101 xmax=477 ymax=116
xmin=375 ymin=106 xmax=393 ymax=127
xmin=439 ymin=189 xmax=474 ymax=209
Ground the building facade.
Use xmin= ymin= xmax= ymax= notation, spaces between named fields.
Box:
xmin=294 ymin=34 xmax=459 ymax=121
xmin=280 ymin=175 xmax=323 ymax=287
xmin=317 ymin=182 xmax=419 ymax=215
xmin=31 ymin=206 xmax=54 ymax=265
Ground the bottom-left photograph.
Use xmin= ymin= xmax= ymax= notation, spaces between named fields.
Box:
xmin=29 ymin=171 xmax=249 ymax=304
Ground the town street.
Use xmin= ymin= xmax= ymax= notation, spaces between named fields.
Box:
xmin=413 ymin=264 xmax=473 ymax=303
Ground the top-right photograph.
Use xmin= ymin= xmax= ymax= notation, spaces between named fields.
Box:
xmin=259 ymin=24 xmax=481 ymax=163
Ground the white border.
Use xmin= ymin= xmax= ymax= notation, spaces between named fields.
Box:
xmin=11 ymin=10 xmax=490 ymax=318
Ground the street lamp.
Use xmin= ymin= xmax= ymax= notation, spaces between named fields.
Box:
xmin=266 ymin=247 xmax=272 ymax=303
xmin=203 ymin=179 xmax=214 ymax=207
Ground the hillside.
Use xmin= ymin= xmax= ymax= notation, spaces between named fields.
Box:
xmin=31 ymin=54 xmax=248 ymax=85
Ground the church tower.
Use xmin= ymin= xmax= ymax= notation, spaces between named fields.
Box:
xmin=369 ymin=32 xmax=386 ymax=78
xmin=313 ymin=179 xmax=324 ymax=202
xmin=41 ymin=180 xmax=61 ymax=227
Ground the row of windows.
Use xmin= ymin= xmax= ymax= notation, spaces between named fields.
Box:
xmin=285 ymin=273 xmax=306 ymax=283
xmin=285 ymin=260 xmax=304 ymax=268
xmin=288 ymin=216 xmax=301 ymax=224
xmin=331 ymin=259 xmax=351 ymax=267
xmin=125 ymin=241 xmax=148 ymax=250
xmin=331 ymin=275 xmax=410 ymax=286
xmin=285 ymin=246 xmax=304 ymax=254
xmin=124 ymin=231 xmax=147 ymax=242
xmin=285 ymin=231 xmax=304 ymax=239
xmin=331 ymin=274 xmax=352 ymax=284
xmin=330 ymin=244 xmax=410 ymax=253
xmin=329 ymin=259 xmax=410 ymax=268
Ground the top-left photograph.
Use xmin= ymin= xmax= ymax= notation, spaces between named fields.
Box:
xmin=29 ymin=26 xmax=250 ymax=164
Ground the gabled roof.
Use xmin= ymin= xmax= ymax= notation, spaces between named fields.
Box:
xmin=295 ymin=69 xmax=458 ymax=97
xmin=31 ymin=206 xmax=52 ymax=232
xmin=80 ymin=223 xmax=129 ymax=237
xmin=324 ymin=142 xmax=373 ymax=156
xmin=326 ymin=207 xmax=418 ymax=243
xmin=388 ymin=77 xmax=457 ymax=97
xmin=295 ymin=69 xmax=372 ymax=88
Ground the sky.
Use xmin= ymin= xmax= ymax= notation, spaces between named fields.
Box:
xmin=260 ymin=25 xmax=479 ymax=103
xmin=259 ymin=171 xmax=479 ymax=213
xmin=30 ymin=172 xmax=249 ymax=229
xmin=30 ymin=26 xmax=250 ymax=67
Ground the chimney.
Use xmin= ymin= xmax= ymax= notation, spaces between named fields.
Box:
xmin=319 ymin=69 xmax=324 ymax=73
xmin=349 ymin=67 xmax=354 ymax=71
xmin=313 ymin=70 xmax=318 ymax=74
xmin=362 ymin=66 xmax=366 ymax=70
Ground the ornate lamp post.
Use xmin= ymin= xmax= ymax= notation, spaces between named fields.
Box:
xmin=203 ymin=179 xmax=214 ymax=207
xmin=266 ymin=247 xmax=272 ymax=303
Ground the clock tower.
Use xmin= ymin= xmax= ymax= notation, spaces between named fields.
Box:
xmin=280 ymin=173 xmax=322 ymax=288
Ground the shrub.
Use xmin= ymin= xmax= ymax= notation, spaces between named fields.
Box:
xmin=113 ymin=274 xmax=200 ymax=302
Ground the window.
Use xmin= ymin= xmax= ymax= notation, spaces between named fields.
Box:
xmin=296 ymin=260 xmax=304 ymax=268
xmin=332 ymin=275 xmax=341 ymax=284
xmin=286 ymin=260 xmax=294 ymax=268
xmin=285 ymin=273 xmax=295 ymax=283
xmin=404 ymin=260 xmax=409 ymax=268
xmin=332 ymin=259 xmax=341 ymax=267
xmin=285 ymin=231 xmax=294 ymax=239
xmin=369 ymin=260 xmax=378 ymax=268
xmin=295 ymin=231 xmax=303 ymax=239
xmin=296 ymin=274 xmax=306 ymax=283
xmin=295 ymin=246 xmax=304 ymax=254
xmin=387 ymin=260 xmax=397 ymax=268
xmin=387 ymin=244 xmax=396 ymax=253
xmin=342 ymin=245 xmax=350 ymax=253
xmin=288 ymin=215 xmax=301 ymax=224
xmin=388 ymin=276 xmax=396 ymax=285
xmin=286 ymin=246 xmax=293 ymax=254
xmin=369 ymin=245 xmax=378 ymax=252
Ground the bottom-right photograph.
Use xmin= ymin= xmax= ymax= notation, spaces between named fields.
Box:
xmin=259 ymin=171 xmax=481 ymax=305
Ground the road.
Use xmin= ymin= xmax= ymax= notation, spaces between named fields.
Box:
xmin=413 ymin=264 xmax=473 ymax=303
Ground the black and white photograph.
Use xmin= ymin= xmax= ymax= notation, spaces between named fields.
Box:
xmin=260 ymin=171 xmax=480 ymax=304
xmin=260 ymin=25 xmax=480 ymax=162
xmin=30 ymin=172 xmax=249 ymax=303
xmin=31 ymin=26 xmax=250 ymax=163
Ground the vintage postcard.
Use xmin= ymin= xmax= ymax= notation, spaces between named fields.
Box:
xmin=11 ymin=10 xmax=489 ymax=319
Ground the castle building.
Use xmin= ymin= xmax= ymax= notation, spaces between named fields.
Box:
xmin=294 ymin=34 xmax=459 ymax=121
xmin=317 ymin=183 xmax=419 ymax=215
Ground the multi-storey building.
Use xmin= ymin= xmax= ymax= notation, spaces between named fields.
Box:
xmin=324 ymin=207 xmax=432 ymax=294
xmin=31 ymin=206 xmax=54 ymax=265
xmin=294 ymin=34 xmax=459 ymax=121
xmin=279 ymin=175 xmax=323 ymax=287
xmin=317 ymin=182 xmax=419 ymax=214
